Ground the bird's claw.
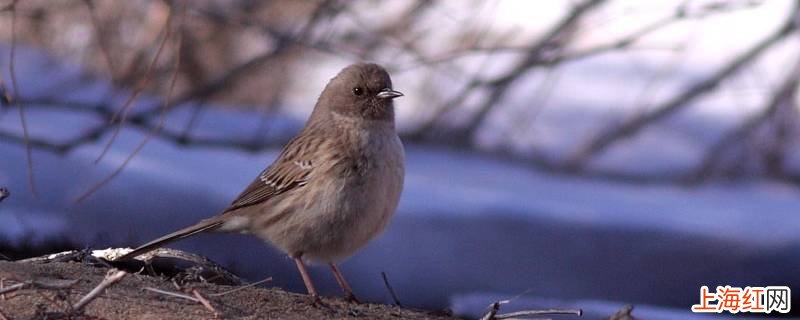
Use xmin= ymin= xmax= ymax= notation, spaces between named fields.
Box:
xmin=310 ymin=294 xmax=333 ymax=311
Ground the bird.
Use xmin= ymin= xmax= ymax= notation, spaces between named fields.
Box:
xmin=115 ymin=63 xmax=405 ymax=303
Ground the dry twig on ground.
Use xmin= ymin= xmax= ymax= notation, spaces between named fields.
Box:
xmin=71 ymin=269 xmax=127 ymax=312
xmin=144 ymin=286 xmax=221 ymax=318
xmin=0 ymin=278 xmax=78 ymax=296
xmin=191 ymin=288 xmax=220 ymax=318
xmin=480 ymin=299 xmax=582 ymax=320
xmin=209 ymin=277 xmax=271 ymax=297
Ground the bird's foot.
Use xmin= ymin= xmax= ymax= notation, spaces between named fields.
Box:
xmin=310 ymin=294 xmax=333 ymax=311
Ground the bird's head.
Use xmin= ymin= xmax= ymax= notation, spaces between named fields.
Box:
xmin=316 ymin=63 xmax=403 ymax=122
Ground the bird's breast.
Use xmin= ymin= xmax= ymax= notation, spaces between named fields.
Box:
xmin=259 ymin=120 xmax=405 ymax=263
xmin=336 ymin=124 xmax=404 ymax=211
xmin=300 ymin=125 xmax=404 ymax=261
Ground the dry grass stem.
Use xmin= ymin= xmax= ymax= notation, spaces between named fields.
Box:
xmin=210 ymin=277 xmax=272 ymax=297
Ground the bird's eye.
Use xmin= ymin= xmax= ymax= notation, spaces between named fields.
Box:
xmin=352 ymin=87 xmax=363 ymax=96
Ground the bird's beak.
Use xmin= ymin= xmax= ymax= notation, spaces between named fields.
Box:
xmin=376 ymin=88 xmax=404 ymax=99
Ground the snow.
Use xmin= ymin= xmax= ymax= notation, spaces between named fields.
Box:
xmin=2 ymin=1 xmax=800 ymax=317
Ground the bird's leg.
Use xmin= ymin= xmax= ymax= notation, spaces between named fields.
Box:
xmin=293 ymin=256 xmax=335 ymax=311
xmin=293 ymin=256 xmax=319 ymax=299
xmin=329 ymin=263 xmax=360 ymax=303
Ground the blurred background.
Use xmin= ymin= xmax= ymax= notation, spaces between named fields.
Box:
xmin=1 ymin=0 xmax=799 ymax=318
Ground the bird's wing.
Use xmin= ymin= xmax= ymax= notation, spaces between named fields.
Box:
xmin=224 ymin=135 xmax=318 ymax=212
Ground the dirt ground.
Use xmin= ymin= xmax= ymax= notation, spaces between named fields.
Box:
xmin=0 ymin=259 xmax=458 ymax=320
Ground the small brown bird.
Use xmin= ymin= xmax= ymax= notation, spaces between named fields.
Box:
xmin=116 ymin=63 xmax=405 ymax=302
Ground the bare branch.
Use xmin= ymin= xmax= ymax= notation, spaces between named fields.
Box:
xmin=6 ymin=0 xmax=36 ymax=197
xmin=0 ymin=106 xmax=286 ymax=155
xmin=399 ymin=4 xmax=669 ymax=71
xmin=566 ymin=3 xmax=800 ymax=170
xmin=408 ymin=0 xmax=779 ymax=152
xmin=692 ymin=54 xmax=800 ymax=181
xmin=480 ymin=299 xmax=582 ymax=320
xmin=82 ymin=0 xmax=119 ymax=82
xmin=77 ymin=1 xmax=185 ymax=202
xmin=95 ymin=6 xmax=174 ymax=164
xmin=0 ymin=0 xmax=796 ymax=186
xmin=143 ymin=0 xmax=342 ymax=117
xmin=459 ymin=0 xmax=608 ymax=140
xmin=411 ymin=0 xmax=608 ymax=141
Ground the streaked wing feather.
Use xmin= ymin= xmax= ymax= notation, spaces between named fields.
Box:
xmin=224 ymin=136 xmax=316 ymax=212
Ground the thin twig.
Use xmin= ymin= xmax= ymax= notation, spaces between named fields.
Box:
xmin=94 ymin=5 xmax=174 ymax=164
xmin=7 ymin=0 xmax=36 ymax=197
xmin=138 ymin=0 xmax=337 ymax=118
xmin=83 ymin=0 xmax=118 ymax=82
xmin=210 ymin=277 xmax=272 ymax=297
xmin=178 ymin=102 xmax=205 ymax=141
xmin=411 ymin=0 xmax=607 ymax=141
xmin=0 ymin=283 xmax=24 ymax=296
xmin=567 ymin=3 xmax=800 ymax=169
xmin=144 ymin=287 xmax=200 ymax=302
xmin=458 ymin=0 xmax=607 ymax=141
xmin=72 ymin=269 xmax=127 ymax=312
xmin=692 ymin=53 xmax=800 ymax=181
xmin=192 ymin=289 xmax=220 ymax=318
xmin=480 ymin=299 xmax=582 ymax=320
xmin=494 ymin=309 xmax=582 ymax=319
xmin=0 ymin=278 xmax=79 ymax=295
xmin=0 ymin=101 xmax=285 ymax=156
xmin=380 ymin=272 xmax=402 ymax=307
xmin=77 ymin=2 xmax=184 ymax=202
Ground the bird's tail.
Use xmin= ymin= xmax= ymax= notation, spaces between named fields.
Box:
xmin=114 ymin=217 xmax=225 ymax=261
